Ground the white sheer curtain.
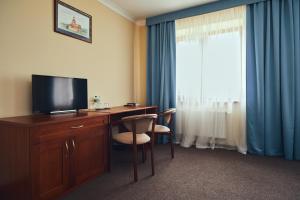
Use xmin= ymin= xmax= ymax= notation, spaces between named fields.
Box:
xmin=175 ymin=6 xmax=247 ymax=154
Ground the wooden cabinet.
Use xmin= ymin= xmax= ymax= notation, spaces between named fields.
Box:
xmin=31 ymin=134 xmax=70 ymax=200
xmin=72 ymin=126 xmax=107 ymax=185
xmin=0 ymin=112 xmax=109 ymax=200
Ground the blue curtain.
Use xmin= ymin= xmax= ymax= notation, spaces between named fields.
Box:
xmin=146 ymin=0 xmax=265 ymax=25
xmin=147 ymin=21 xmax=176 ymax=144
xmin=246 ymin=0 xmax=300 ymax=160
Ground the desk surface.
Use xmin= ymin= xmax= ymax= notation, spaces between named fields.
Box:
xmin=0 ymin=106 xmax=158 ymax=127
xmin=0 ymin=112 xmax=109 ymax=127
xmin=94 ymin=105 xmax=157 ymax=115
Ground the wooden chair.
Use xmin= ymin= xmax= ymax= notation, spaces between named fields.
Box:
xmin=152 ymin=108 xmax=176 ymax=158
xmin=112 ymin=114 xmax=157 ymax=182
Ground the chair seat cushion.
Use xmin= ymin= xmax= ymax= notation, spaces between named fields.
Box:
xmin=153 ymin=125 xmax=170 ymax=133
xmin=113 ymin=132 xmax=150 ymax=145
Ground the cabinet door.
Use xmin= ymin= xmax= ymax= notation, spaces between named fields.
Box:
xmin=31 ymin=136 xmax=70 ymax=200
xmin=71 ymin=125 xmax=108 ymax=185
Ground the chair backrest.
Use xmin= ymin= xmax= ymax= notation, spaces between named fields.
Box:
xmin=122 ymin=114 xmax=157 ymax=134
xmin=161 ymin=108 xmax=176 ymax=125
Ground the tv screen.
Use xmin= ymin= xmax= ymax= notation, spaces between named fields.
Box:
xmin=32 ymin=75 xmax=88 ymax=113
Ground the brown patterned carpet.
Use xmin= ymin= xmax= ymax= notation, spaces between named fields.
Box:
xmin=61 ymin=145 xmax=300 ymax=200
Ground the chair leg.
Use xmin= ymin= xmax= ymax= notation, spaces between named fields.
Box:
xmin=169 ymin=131 xmax=174 ymax=159
xmin=142 ymin=144 xmax=146 ymax=163
xmin=149 ymin=142 xmax=155 ymax=176
xmin=132 ymin=144 xmax=138 ymax=182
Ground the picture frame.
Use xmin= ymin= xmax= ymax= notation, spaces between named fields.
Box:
xmin=54 ymin=0 xmax=92 ymax=43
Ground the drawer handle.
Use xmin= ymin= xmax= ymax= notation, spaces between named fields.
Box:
xmin=71 ymin=125 xmax=84 ymax=129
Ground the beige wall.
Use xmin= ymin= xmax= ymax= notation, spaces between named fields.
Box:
xmin=139 ymin=26 xmax=147 ymax=105
xmin=133 ymin=24 xmax=147 ymax=105
xmin=0 ymin=0 xmax=134 ymax=117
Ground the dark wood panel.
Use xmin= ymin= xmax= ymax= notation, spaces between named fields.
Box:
xmin=145 ymin=107 xmax=158 ymax=114
xmin=0 ymin=125 xmax=31 ymax=200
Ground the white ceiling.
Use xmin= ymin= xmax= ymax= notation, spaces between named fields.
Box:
xmin=98 ymin=0 xmax=217 ymax=21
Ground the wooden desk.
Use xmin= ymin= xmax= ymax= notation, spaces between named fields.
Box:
xmin=0 ymin=106 xmax=157 ymax=200
xmin=94 ymin=105 xmax=158 ymax=171
xmin=96 ymin=105 xmax=157 ymax=123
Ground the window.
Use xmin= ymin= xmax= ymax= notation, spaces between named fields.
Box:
xmin=176 ymin=6 xmax=245 ymax=103
xmin=175 ymin=6 xmax=247 ymax=153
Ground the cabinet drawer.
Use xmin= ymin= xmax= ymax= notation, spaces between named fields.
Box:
xmin=31 ymin=116 xmax=108 ymax=144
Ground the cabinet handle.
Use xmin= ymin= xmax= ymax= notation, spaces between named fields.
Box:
xmin=71 ymin=125 xmax=84 ymax=129
xmin=72 ymin=139 xmax=76 ymax=150
xmin=65 ymin=141 xmax=69 ymax=151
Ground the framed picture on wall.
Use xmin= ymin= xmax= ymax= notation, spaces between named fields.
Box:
xmin=54 ymin=0 xmax=92 ymax=43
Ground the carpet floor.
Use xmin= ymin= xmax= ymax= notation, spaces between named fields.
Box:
xmin=61 ymin=145 xmax=300 ymax=200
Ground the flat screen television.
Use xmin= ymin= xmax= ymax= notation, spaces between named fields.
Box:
xmin=32 ymin=75 xmax=88 ymax=114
